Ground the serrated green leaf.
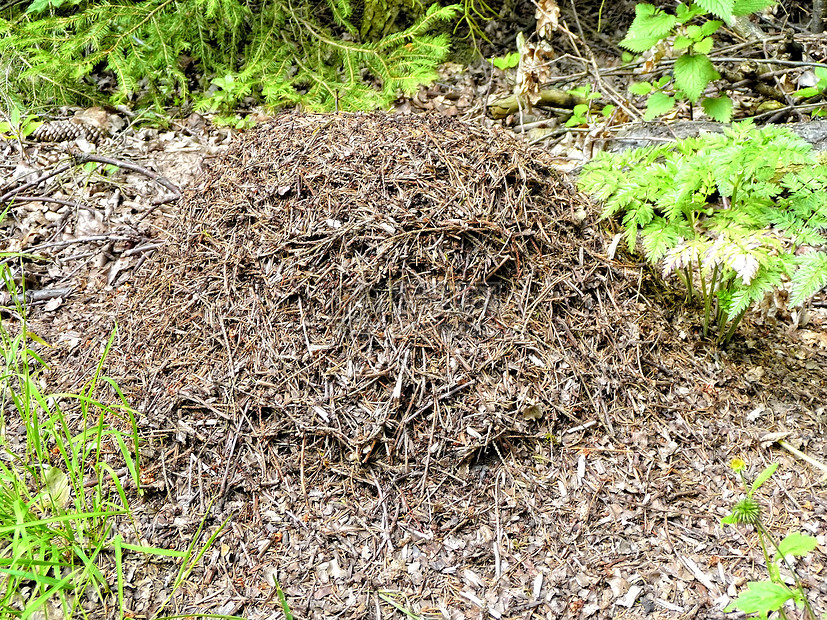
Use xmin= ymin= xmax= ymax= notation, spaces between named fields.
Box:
xmin=702 ymin=95 xmax=732 ymax=122
xmin=727 ymin=267 xmax=782 ymax=319
xmin=620 ymin=5 xmax=677 ymax=52
xmin=777 ymin=532 xmax=819 ymax=558
xmin=695 ymin=0 xmax=736 ymax=19
xmin=694 ymin=36 xmax=715 ymax=54
xmin=733 ymin=0 xmax=776 ymax=15
xmin=629 ymin=81 xmax=653 ymax=95
xmin=701 ymin=19 xmax=723 ymax=35
xmin=642 ymin=218 xmax=683 ymax=261
xmin=676 ymin=3 xmax=705 ymax=22
xmin=724 ymin=581 xmax=795 ymax=614
xmin=674 ymin=36 xmax=693 ymax=50
xmin=674 ymin=53 xmax=720 ymax=102
xmin=620 ymin=34 xmax=667 ymax=53
xmin=644 ymin=91 xmax=675 ymax=120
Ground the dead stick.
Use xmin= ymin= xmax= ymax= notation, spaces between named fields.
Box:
xmin=10 ymin=195 xmax=85 ymax=210
xmin=0 ymin=287 xmax=74 ymax=305
xmin=0 ymin=163 xmax=73 ymax=203
xmin=70 ymin=152 xmax=182 ymax=199
xmin=0 ymin=233 xmax=147 ymax=266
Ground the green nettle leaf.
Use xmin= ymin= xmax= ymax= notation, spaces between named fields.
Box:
xmin=733 ymin=0 xmax=777 ymax=16
xmin=620 ymin=4 xmax=677 ymax=52
xmin=644 ymin=91 xmax=675 ymax=120
xmin=676 ymin=3 xmax=704 ymax=22
xmin=674 ymin=53 xmax=720 ymax=102
xmin=674 ymin=35 xmax=693 ymax=50
xmin=629 ymin=82 xmax=654 ymax=95
xmin=693 ymin=36 xmax=714 ymax=55
xmin=724 ymin=581 xmax=795 ymax=614
xmin=700 ymin=19 xmax=724 ymax=36
xmin=695 ymin=0 xmax=736 ymax=19
xmin=702 ymin=95 xmax=733 ymax=122
xmin=777 ymin=532 xmax=819 ymax=558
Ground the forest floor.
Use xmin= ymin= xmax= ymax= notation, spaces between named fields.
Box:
xmin=2 ymin=6 xmax=827 ymax=619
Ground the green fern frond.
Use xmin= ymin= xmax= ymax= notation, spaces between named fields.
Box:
xmin=578 ymin=119 xmax=827 ymax=342
xmin=790 ymin=251 xmax=827 ymax=306
xmin=725 ymin=263 xmax=785 ymax=320
xmin=641 ymin=218 xmax=689 ymax=261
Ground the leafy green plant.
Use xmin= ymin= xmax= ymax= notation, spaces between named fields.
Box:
xmin=565 ymin=85 xmax=615 ymax=127
xmin=0 ymin=0 xmax=458 ymax=112
xmin=621 ymin=0 xmax=775 ymax=122
xmin=213 ymin=113 xmax=258 ymax=130
xmin=578 ymin=121 xmax=827 ymax=343
xmin=490 ymin=51 xmax=520 ymax=71
xmin=722 ymin=459 xmax=821 ymax=620
xmin=0 ymin=106 xmax=41 ymax=141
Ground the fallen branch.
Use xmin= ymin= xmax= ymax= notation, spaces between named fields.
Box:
xmin=0 ymin=286 xmax=73 ymax=306
xmin=70 ymin=152 xmax=182 ymax=200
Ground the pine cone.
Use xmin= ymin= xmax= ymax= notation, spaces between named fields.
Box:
xmin=31 ymin=121 xmax=105 ymax=144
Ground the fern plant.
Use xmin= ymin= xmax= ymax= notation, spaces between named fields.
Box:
xmin=579 ymin=121 xmax=827 ymax=343
xmin=0 ymin=0 xmax=458 ymax=111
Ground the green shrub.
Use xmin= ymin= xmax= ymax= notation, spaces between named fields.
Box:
xmin=0 ymin=0 xmax=458 ymax=111
xmin=578 ymin=121 xmax=827 ymax=343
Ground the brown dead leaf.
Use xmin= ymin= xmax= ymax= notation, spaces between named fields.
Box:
xmin=516 ymin=33 xmax=555 ymax=106
xmin=535 ymin=0 xmax=560 ymax=39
